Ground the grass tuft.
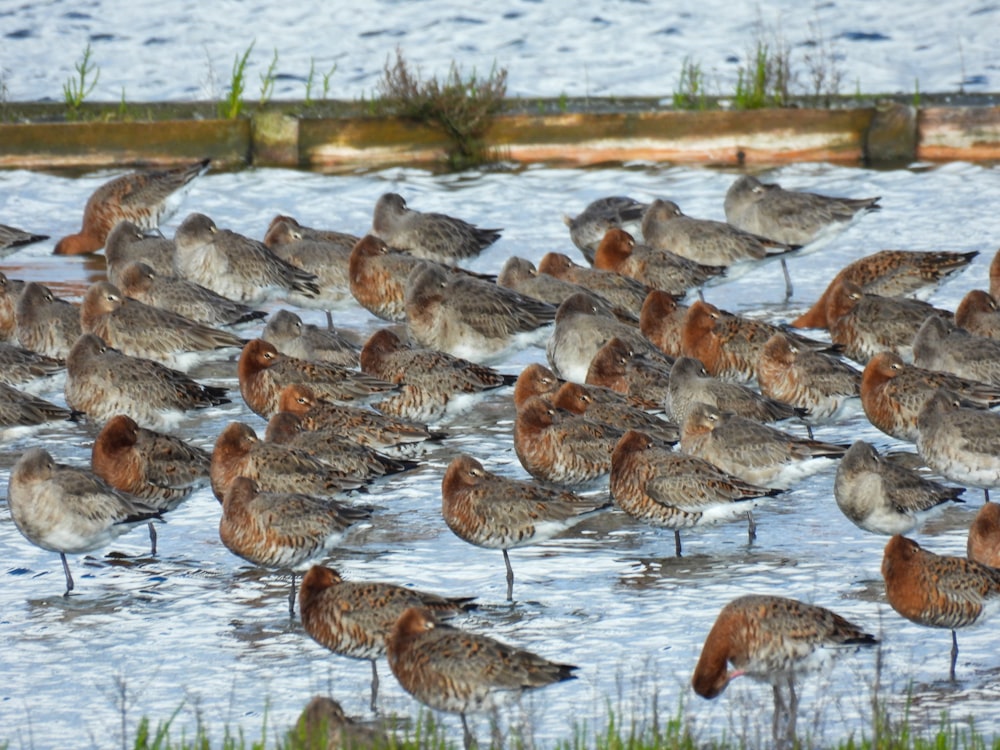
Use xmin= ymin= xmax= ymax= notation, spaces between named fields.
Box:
xmin=218 ymin=42 xmax=254 ymax=120
xmin=376 ymin=47 xmax=508 ymax=170
xmin=63 ymin=42 xmax=100 ymax=119
xmin=672 ymin=57 xmax=709 ymax=111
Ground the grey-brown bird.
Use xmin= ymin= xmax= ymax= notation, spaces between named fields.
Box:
xmin=723 ymin=174 xmax=880 ymax=246
xmin=262 ymin=309 xmax=359 ymax=368
xmin=680 ymin=402 xmax=847 ymax=488
xmin=15 ymin=282 xmax=82 ymax=361
xmin=913 ymin=315 xmax=1000 ymax=386
xmin=116 ymin=260 xmax=267 ymax=327
xmin=667 ymin=356 xmax=804 ymax=428
xmin=833 ymin=440 xmax=964 ymax=535
xmin=65 ymin=333 xmax=230 ymax=429
xmin=174 ymin=212 xmax=320 ymax=303
xmin=405 ymin=262 xmax=555 ymax=362
xmin=371 ymin=192 xmax=500 ymax=265
xmin=0 ymin=223 xmax=48 ymax=256
xmin=563 ymin=195 xmax=648 ymax=263
xmin=80 ymin=281 xmax=245 ymax=365
xmin=8 ymin=447 xmax=161 ymax=595
xmin=104 ymin=220 xmax=177 ymax=286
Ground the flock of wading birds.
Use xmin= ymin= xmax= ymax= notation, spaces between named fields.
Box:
xmin=2 ymin=159 xmax=1000 ymax=748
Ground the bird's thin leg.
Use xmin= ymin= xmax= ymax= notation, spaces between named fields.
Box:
xmin=370 ymin=659 xmax=379 ymax=714
xmin=674 ymin=529 xmax=683 ymax=557
xmin=772 ymin=684 xmax=787 ymax=750
xmin=781 ymin=258 xmax=793 ymax=301
xmin=785 ymin=679 xmax=799 ymax=746
xmin=503 ymin=549 xmax=514 ymax=602
xmin=325 ymin=310 xmax=334 ymax=331
xmin=148 ymin=521 xmax=157 ymax=556
xmin=461 ymin=713 xmax=476 ymax=750
xmin=950 ymin=630 xmax=959 ymax=681
xmin=288 ymin=572 xmax=297 ymax=618
xmin=61 ymin=553 xmax=74 ymax=596
xmin=746 ymin=511 xmax=757 ymax=543
xmin=985 ymin=488 xmax=991 ymax=503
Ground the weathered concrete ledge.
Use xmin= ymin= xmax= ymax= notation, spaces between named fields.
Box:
xmin=0 ymin=98 xmax=998 ymax=171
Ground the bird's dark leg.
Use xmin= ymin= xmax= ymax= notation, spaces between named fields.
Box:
xmin=772 ymin=683 xmax=787 ymax=750
xmin=785 ymin=678 xmax=799 ymax=746
xmin=746 ymin=511 xmax=757 ymax=543
xmin=461 ymin=713 xmax=476 ymax=750
xmin=148 ymin=521 xmax=157 ymax=556
xmin=781 ymin=258 xmax=793 ymax=302
xmin=61 ymin=553 xmax=74 ymax=596
xmin=950 ymin=630 xmax=959 ymax=681
xmin=674 ymin=529 xmax=683 ymax=557
xmin=288 ymin=572 xmax=297 ymax=618
xmin=370 ymin=659 xmax=379 ymax=714
xmin=503 ymin=549 xmax=514 ymax=602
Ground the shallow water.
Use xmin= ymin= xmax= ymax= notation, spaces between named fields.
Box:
xmin=1 ymin=161 xmax=999 ymax=748
xmin=0 ymin=0 xmax=995 ymax=105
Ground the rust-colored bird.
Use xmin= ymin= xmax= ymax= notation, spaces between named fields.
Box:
xmin=882 ymin=534 xmax=1000 ymax=679
xmin=54 ymin=159 xmax=209 ymax=255
xmin=967 ymin=502 xmax=1000 ymax=569
xmin=692 ymin=593 xmax=876 ymax=748
xmin=611 ymin=430 xmax=779 ymax=556
xmin=793 ymin=249 xmax=977 ymax=330
xmin=210 ymin=421 xmax=365 ymax=502
xmin=860 ymin=351 xmax=1000 ymax=442
xmin=219 ymin=477 xmax=371 ymax=616
xmin=593 ymin=228 xmax=724 ymax=296
xmin=238 ymin=338 xmax=395 ymax=418
xmin=442 ymin=454 xmax=609 ymax=600
xmin=514 ymin=394 xmax=622 ymax=486
xmin=298 ymin=564 xmax=475 ymax=712
xmin=386 ymin=606 xmax=576 ymax=749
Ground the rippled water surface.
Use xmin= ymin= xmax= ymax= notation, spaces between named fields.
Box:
xmin=1 ymin=161 xmax=1000 ymax=748
xmin=0 ymin=0 xmax=995 ymax=103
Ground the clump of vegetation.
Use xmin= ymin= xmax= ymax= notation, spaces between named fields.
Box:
xmin=377 ymin=47 xmax=508 ymax=170
xmin=259 ymin=48 xmax=279 ymax=106
xmin=802 ymin=19 xmax=845 ymax=107
xmin=63 ymin=42 xmax=100 ymax=119
xmin=672 ymin=58 xmax=709 ymax=111
xmin=733 ymin=38 xmax=792 ymax=109
xmin=304 ymin=58 xmax=337 ymax=106
xmin=218 ymin=42 xmax=254 ymax=119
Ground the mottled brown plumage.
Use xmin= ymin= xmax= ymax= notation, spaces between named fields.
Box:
xmin=299 ymin=564 xmax=474 ymax=711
